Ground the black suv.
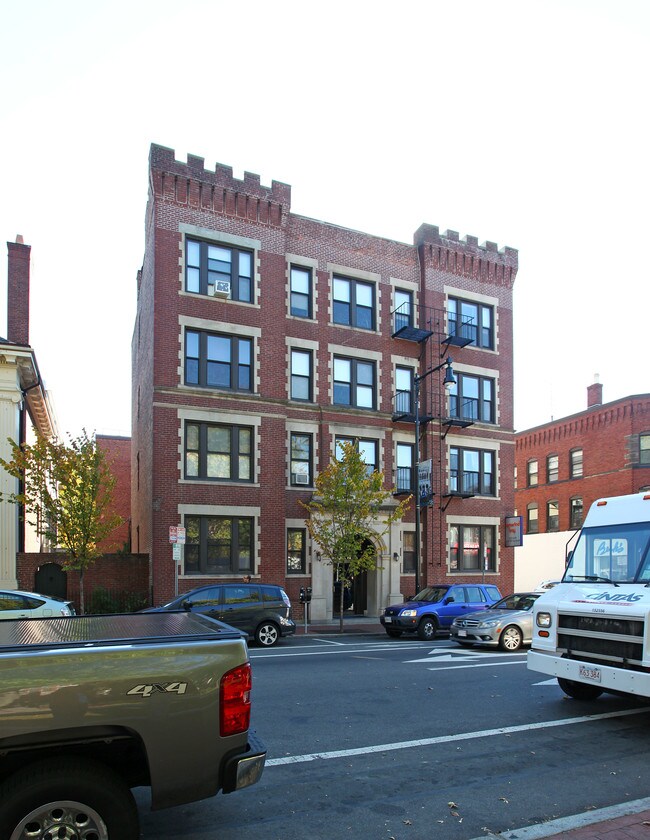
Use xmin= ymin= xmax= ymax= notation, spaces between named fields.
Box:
xmin=144 ymin=583 xmax=296 ymax=646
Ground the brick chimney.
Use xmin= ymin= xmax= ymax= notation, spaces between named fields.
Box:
xmin=587 ymin=374 xmax=603 ymax=408
xmin=7 ymin=235 xmax=31 ymax=346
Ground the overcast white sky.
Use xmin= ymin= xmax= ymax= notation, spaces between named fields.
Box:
xmin=1 ymin=0 xmax=648 ymax=439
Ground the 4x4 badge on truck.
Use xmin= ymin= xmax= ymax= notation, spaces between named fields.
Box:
xmin=126 ymin=682 xmax=188 ymax=697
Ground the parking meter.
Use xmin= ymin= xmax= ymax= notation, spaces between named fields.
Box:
xmin=299 ymin=587 xmax=312 ymax=634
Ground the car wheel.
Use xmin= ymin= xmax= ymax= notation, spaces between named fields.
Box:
xmin=499 ymin=625 xmax=523 ymax=652
xmin=558 ymin=677 xmax=603 ymax=701
xmin=0 ymin=757 xmax=139 ymax=840
xmin=255 ymin=621 xmax=280 ymax=647
xmin=417 ymin=617 xmax=438 ymax=641
xmin=386 ymin=630 xmax=402 ymax=638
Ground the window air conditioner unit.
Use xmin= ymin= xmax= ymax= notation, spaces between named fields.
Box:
xmin=211 ymin=280 xmax=231 ymax=298
xmin=294 ymin=473 xmax=310 ymax=485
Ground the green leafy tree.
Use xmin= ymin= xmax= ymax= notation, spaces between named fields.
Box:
xmin=0 ymin=430 xmax=123 ymax=614
xmin=301 ymin=440 xmax=411 ymax=632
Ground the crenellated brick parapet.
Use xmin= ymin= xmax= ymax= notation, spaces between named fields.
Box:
xmin=149 ymin=143 xmax=291 ymax=227
xmin=414 ymin=223 xmax=518 ymax=288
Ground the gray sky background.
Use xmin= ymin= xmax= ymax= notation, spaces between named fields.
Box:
xmin=1 ymin=0 xmax=648 ymax=438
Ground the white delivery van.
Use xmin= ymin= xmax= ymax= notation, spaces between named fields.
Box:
xmin=528 ymin=492 xmax=650 ymax=700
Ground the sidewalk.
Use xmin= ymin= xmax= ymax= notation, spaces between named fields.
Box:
xmin=491 ymin=798 xmax=650 ymax=838
xmin=294 ymin=615 xmax=384 ymax=635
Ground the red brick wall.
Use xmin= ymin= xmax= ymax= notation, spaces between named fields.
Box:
xmin=97 ymin=435 xmax=131 ymax=553
xmin=17 ymin=553 xmax=150 ymax=612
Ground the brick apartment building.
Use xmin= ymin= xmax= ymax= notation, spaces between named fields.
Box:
xmin=132 ymin=143 xmax=519 ymax=618
xmin=514 ymin=380 xmax=650 ymax=590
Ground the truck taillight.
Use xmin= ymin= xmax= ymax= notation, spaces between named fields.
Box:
xmin=220 ymin=663 xmax=252 ymax=736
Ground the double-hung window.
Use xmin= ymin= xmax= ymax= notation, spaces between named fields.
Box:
xmin=336 ymin=436 xmax=378 ymax=475
xmin=403 ymin=531 xmax=416 ymax=573
xmin=333 ymin=357 xmax=375 ymax=409
xmin=333 ymin=276 xmax=375 ymax=330
xmin=395 ymin=366 xmax=413 ymax=415
xmin=547 ymin=500 xmax=559 ymax=531
xmin=570 ymin=497 xmax=583 ymax=529
xmin=449 ymin=447 xmax=495 ymax=496
xmin=527 ymin=503 xmax=539 ymax=534
xmin=185 ymin=422 xmax=252 ymax=482
xmin=185 ymin=330 xmax=252 ymax=391
xmin=547 ymin=454 xmax=559 ymax=483
xmin=450 ymin=525 xmax=496 ymax=572
xmin=290 ymin=432 xmax=312 ymax=486
xmin=287 ymin=528 xmax=307 ymax=574
xmin=394 ymin=289 xmax=413 ymax=332
xmin=290 ymin=266 xmax=312 ymax=318
xmin=185 ymin=239 xmax=253 ymax=301
xmin=570 ymin=448 xmax=584 ymax=478
xmin=290 ymin=349 xmax=312 ymax=401
xmin=527 ymin=459 xmax=538 ymax=487
xmin=449 ymin=373 xmax=494 ymax=423
xmin=396 ymin=443 xmax=415 ymax=493
xmin=641 ymin=434 xmax=650 ymax=465
xmin=184 ymin=515 xmax=253 ymax=575
xmin=447 ymin=297 xmax=494 ymax=349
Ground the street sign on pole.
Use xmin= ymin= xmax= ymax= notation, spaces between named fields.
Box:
xmin=176 ymin=526 xmax=186 ymax=545
xmin=169 ymin=526 xmax=178 ymax=543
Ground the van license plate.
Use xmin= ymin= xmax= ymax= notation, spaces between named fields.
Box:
xmin=578 ymin=664 xmax=601 ymax=683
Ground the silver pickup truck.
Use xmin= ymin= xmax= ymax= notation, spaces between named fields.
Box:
xmin=0 ymin=611 xmax=266 ymax=839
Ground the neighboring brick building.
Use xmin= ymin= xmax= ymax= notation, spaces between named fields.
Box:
xmin=514 ymin=380 xmax=650 ymax=590
xmin=132 ymin=144 xmax=519 ymax=618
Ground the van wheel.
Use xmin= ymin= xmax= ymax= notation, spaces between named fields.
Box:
xmin=558 ymin=678 xmax=603 ymax=701
xmin=255 ymin=621 xmax=280 ymax=647
xmin=0 ymin=757 xmax=139 ymax=840
xmin=417 ymin=617 xmax=438 ymax=641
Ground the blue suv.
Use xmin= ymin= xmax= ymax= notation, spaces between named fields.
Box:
xmin=380 ymin=583 xmax=502 ymax=640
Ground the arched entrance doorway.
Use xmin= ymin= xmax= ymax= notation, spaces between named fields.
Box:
xmin=35 ymin=562 xmax=67 ymax=599
xmin=332 ymin=538 xmax=373 ymax=616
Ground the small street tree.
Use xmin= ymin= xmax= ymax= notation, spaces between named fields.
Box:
xmin=301 ymin=440 xmax=411 ymax=632
xmin=0 ymin=429 xmax=123 ymax=614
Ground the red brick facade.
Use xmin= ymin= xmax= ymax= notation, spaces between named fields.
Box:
xmin=132 ymin=144 xmax=519 ymax=616
xmin=97 ymin=435 xmax=131 ymax=553
xmin=515 ymin=388 xmax=650 ymax=536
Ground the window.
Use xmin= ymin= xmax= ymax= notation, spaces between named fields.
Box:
xmin=184 ymin=515 xmax=252 ymax=575
xmin=449 ymin=373 xmax=494 ymax=423
xmin=290 ymin=266 xmax=312 ymax=318
xmin=185 ymin=239 xmax=252 ymax=301
xmin=395 ymin=366 xmax=413 ymax=415
xmin=514 ymin=465 xmax=517 ymax=490
xmin=547 ymin=454 xmax=559 ymax=483
xmin=333 ymin=276 xmax=375 ymax=330
xmin=333 ymin=357 xmax=375 ymax=409
xmin=396 ymin=443 xmax=415 ymax=493
xmin=287 ymin=528 xmax=306 ymax=574
xmin=290 ymin=432 xmax=312 ymax=486
xmin=185 ymin=422 xmax=252 ymax=482
xmin=447 ymin=297 xmax=494 ymax=349
xmin=570 ymin=448 xmax=583 ymax=478
xmin=185 ymin=330 xmax=252 ymax=391
xmin=394 ymin=289 xmax=413 ymax=332
xmin=527 ymin=459 xmax=538 ymax=487
xmin=449 ymin=447 xmax=495 ymax=496
xmin=336 ymin=436 xmax=378 ymax=475
xmin=527 ymin=503 xmax=539 ymax=534
xmin=640 ymin=434 xmax=650 ymax=465
xmin=403 ymin=531 xmax=416 ymax=573
xmin=547 ymin=500 xmax=559 ymax=531
xmin=290 ymin=349 xmax=312 ymax=401
xmin=450 ymin=525 xmax=496 ymax=572
xmin=570 ymin=497 xmax=583 ymax=529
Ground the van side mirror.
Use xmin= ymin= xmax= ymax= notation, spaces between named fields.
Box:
xmin=444 ymin=596 xmax=454 ymax=605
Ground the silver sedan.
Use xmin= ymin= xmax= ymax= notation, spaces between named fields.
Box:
xmin=449 ymin=592 xmax=540 ymax=652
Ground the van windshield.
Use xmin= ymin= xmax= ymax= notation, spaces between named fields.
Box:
xmin=412 ymin=587 xmax=449 ymax=603
xmin=565 ymin=522 xmax=650 ymax=584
